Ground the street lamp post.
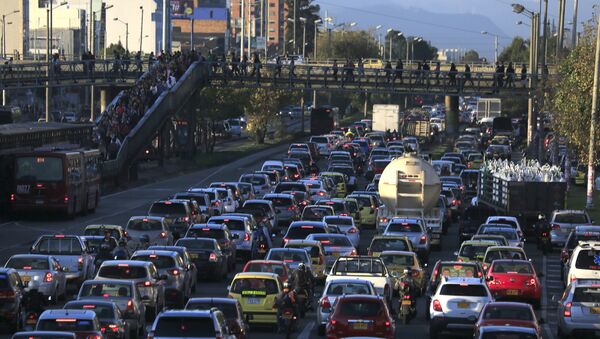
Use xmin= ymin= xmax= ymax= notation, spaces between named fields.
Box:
xmin=113 ymin=18 xmax=129 ymax=51
xmin=293 ymin=0 xmax=297 ymax=54
xmin=300 ymin=17 xmax=306 ymax=58
xmin=375 ymin=25 xmax=382 ymax=59
xmin=103 ymin=5 xmax=114 ymax=59
xmin=45 ymin=1 xmax=67 ymax=123
xmin=1 ymin=10 xmax=19 ymax=58
xmin=481 ymin=31 xmax=499 ymax=64
xmin=139 ymin=6 xmax=144 ymax=52
xmin=314 ymin=19 xmax=322 ymax=60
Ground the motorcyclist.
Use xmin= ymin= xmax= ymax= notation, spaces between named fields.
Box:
xmin=276 ymin=288 xmax=298 ymax=333
xmin=288 ymin=263 xmax=314 ymax=316
xmin=101 ymin=230 xmax=117 ymax=252
xmin=113 ymin=239 xmax=130 ymax=260
xmin=22 ymin=286 xmax=46 ymax=313
xmin=251 ymin=225 xmax=272 ymax=259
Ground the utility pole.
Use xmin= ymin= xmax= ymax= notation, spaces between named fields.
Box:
xmin=301 ymin=19 xmax=306 ymax=58
xmin=162 ymin=0 xmax=169 ymax=52
xmin=586 ymin=17 xmax=600 ymax=209
xmin=46 ymin=6 xmax=50 ymax=122
xmin=538 ymin=0 xmax=548 ymax=161
xmin=494 ymin=35 xmax=498 ymax=64
xmin=557 ymin=0 xmax=565 ymax=58
xmin=571 ymin=0 xmax=578 ymax=48
xmin=240 ymin=0 xmax=245 ymax=55
xmin=293 ymin=0 xmax=297 ymax=54
xmin=139 ymin=6 xmax=144 ymax=52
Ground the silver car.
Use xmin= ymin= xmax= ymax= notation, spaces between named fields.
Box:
xmin=76 ymin=279 xmax=146 ymax=337
xmin=384 ymin=218 xmax=431 ymax=262
xmin=550 ymin=210 xmax=592 ymax=247
xmin=239 ymin=173 xmax=272 ymax=198
xmin=29 ymin=235 xmax=95 ymax=283
xmin=263 ymin=193 xmax=299 ymax=225
xmin=207 ymin=215 xmax=253 ymax=256
xmin=265 ymin=248 xmax=312 ymax=272
xmin=95 ymin=260 xmax=166 ymax=318
xmin=557 ymin=279 xmax=600 ymax=337
xmin=130 ymin=250 xmax=192 ymax=308
xmin=125 ymin=216 xmax=173 ymax=251
xmin=316 ymin=278 xmax=376 ymax=335
xmin=322 ymin=216 xmax=360 ymax=248
xmin=306 ymin=234 xmax=357 ymax=270
xmin=4 ymin=254 xmax=67 ymax=303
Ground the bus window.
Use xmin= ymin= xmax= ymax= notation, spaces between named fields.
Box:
xmin=15 ymin=156 xmax=63 ymax=181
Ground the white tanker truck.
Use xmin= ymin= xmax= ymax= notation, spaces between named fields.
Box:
xmin=377 ymin=154 xmax=444 ymax=249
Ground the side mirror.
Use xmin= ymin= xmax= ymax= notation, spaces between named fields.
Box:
xmin=30 ymin=246 xmax=36 ymax=253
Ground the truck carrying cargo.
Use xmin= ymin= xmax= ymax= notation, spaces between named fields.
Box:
xmin=403 ymin=120 xmax=431 ymax=141
xmin=476 ymin=98 xmax=501 ymax=121
xmin=372 ymin=104 xmax=402 ymax=132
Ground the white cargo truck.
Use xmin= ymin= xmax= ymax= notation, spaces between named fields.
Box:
xmin=372 ymin=104 xmax=402 ymax=132
xmin=475 ymin=98 xmax=501 ymax=121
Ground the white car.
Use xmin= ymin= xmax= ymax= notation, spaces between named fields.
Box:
xmin=310 ymin=135 xmax=334 ymax=156
xmin=299 ymin=179 xmax=330 ymax=202
xmin=260 ymin=160 xmax=284 ymax=172
xmin=485 ymin=216 xmax=524 ymax=238
xmin=239 ymin=173 xmax=272 ymax=198
xmin=322 ymin=216 xmax=360 ymax=248
xmin=212 ymin=187 xmax=237 ymax=213
xmin=564 ymin=241 xmax=600 ymax=283
xmin=4 ymin=254 xmax=68 ymax=303
xmin=326 ymin=256 xmax=394 ymax=304
xmin=429 ymin=277 xmax=493 ymax=337
xmin=316 ymin=278 xmax=376 ymax=335
xmin=125 ymin=216 xmax=173 ymax=251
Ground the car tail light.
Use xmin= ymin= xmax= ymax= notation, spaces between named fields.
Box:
xmin=330 ymin=319 xmax=337 ymax=325
xmin=564 ymin=302 xmax=572 ymax=317
xmin=348 ymin=227 xmax=358 ymax=234
xmin=420 ymin=234 xmax=427 ymax=244
xmin=385 ymin=320 xmax=391 ymax=327
xmin=283 ymin=238 xmax=289 ymax=244
xmin=482 ymin=264 xmax=488 ymax=271
xmin=452 ymin=199 xmax=457 ymax=206
xmin=108 ymin=324 xmax=119 ymax=332
xmin=64 ymin=195 xmax=70 ymax=203
xmin=350 ymin=248 xmax=357 ymax=256
xmin=403 ymin=294 xmax=411 ymax=300
xmin=86 ymin=336 xmax=101 ymax=339
xmin=571 ymin=276 xmax=577 ymax=282
xmin=320 ymin=296 xmax=331 ymax=309
xmin=288 ymin=205 xmax=296 ymax=211
xmin=542 ymin=232 xmax=548 ymax=237
xmin=9 ymin=194 xmax=14 ymax=201
xmin=526 ymin=278 xmax=536 ymax=286
xmin=100 ymin=326 xmax=106 ymax=333
xmin=124 ymin=231 xmax=129 ymax=238
xmin=467 ymin=162 xmax=472 ymax=168
xmin=432 ymin=299 xmax=442 ymax=312
xmin=209 ymin=252 xmax=218 ymax=262
xmin=244 ymin=233 xmax=250 ymax=241
xmin=170 ymin=269 xmax=180 ymax=276
xmin=551 ymin=224 xmax=560 ymax=230
xmin=147 ymin=333 xmax=154 ymax=339
xmin=137 ymin=281 xmax=152 ymax=287
xmin=318 ymin=191 xmax=325 ymax=196
xmin=77 ymin=256 xmax=83 ymax=269
xmin=457 ymin=258 xmax=463 ymax=262
xmin=0 ymin=290 xmax=16 ymax=298
xmin=44 ymin=272 xmax=53 ymax=283
xmin=379 ymin=217 xmax=388 ymax=223
xmin=160 ymin=231 xmax=167 ymax=238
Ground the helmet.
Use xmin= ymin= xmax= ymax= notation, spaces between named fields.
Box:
xmin=297 ymin=263 xmax=306 ymax=271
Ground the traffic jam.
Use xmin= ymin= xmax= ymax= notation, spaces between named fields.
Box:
xmin=3 ymin=107 xmax=600 ymax=339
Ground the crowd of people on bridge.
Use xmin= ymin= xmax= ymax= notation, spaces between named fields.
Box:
xmin=95 ymin=50 xmax=202 ymax=160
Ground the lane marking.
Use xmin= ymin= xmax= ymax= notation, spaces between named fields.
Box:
xmin=542 ymin=255 xmax=556 ymax=339
xmin=297 ymin=320 xmax=315 ymax=339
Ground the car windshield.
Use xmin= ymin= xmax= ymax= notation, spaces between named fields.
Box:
xmin=186 ymin=302 xmax=237 ymax=318
xmin=149 ymin=203 xmax=186 ymax=216
xmin=241 ymin=176 xmax=267 ymax=185
xmin=482 ymin=305 xmax=533 ymax=321
xmin=438 ymin=264 xmax=478 ymax=279
xmin=440 ymin=284 xmax=488 ymax=297
xmin=244 ymin=263 xmax=286 ymax=276
xmin=230 ymin=278 xmax=279 ymax=294
xmin=339 ymin=300 xmax=382 ymax=317
xmin=380 ymin=255 xmax=414 ymax=266
xmin=6 ymin=257 xmax=48 ymax=270
xmin=267 ymin=251 xmax=308 ymax=263
xmin=154 ymin=316 xmax=215 ymax=337
xmin=187 ymin=228 xmax=225 ymax=239
xmin=66 ymin=303 xmax=115 ymax=319
xmin=34 ymin=238 xmax=82 ymax=255
xmin=370 ymin=239 xmax=409 ymax=252
xmin=333 ymin=259 xmax=384 ymax=274
xmin=573 ymin=286 xmax=600 ymax=302
xmin=97 ymin=265 xmax=148 ymax=279
xmin=491 ymin=262 xmax=533 ymax=274
xmin=127 ymin=219 xmax=163 ymax=231
xmin=459 ymin=244 xmax=490 ymax=260
xmin=555 ymin=213 xmax=589 ymax=223
xmin=575 ymin=250 xmax=600 ymax=270
xmin=79 ymin=282 xmax=132 ymax=298
xmin=325 ymin=217 xmax=352 ymax=226
xmin=175 ymin=239 xmax=215 ymax=250
xmin=37 ymin=319 xmax=95 ymax=332
xmin=387 ymin=223 xmax=422 ymax=233
xmin=132 ymin=255 xmax=175 ymax=269
xmin=15 ymin=156 xmax=64 ymax=182
xmin=210 ymin=219 xmax=245 ymax=231
xmin=326 ymin=283 xmax=371 ymax=295
xmin=312 ymin=236 xmax=352 ymax=247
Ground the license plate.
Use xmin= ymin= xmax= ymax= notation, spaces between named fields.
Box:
xmin=247 ymin=298 xmax=260 ymax=304
xmin=190 ymin=254 xmax=198 ymax=259
xmin=458 ymin=302 xmax=470 ymax=308
xmin=26 ymin=319 xmax=37 ymax=325
xmin=432 ymin=233 xmax=440 ymax=238
xmin=591 ymin=307 xmax=600 ymax=314
xmin=17 ymin=185 xmax=30 ymax=194
xmin=35 ymin=200 xmax=44 ymax=205
xmin=258 ymin=249 xmax=266 ymax=253
xmin=352 ymin=322 xmax=368 ymax=330
xmin=282 ymin=312 xmax=293 ymax=320
xmin=506 ymin=289 xmax=520 ymax=296
xmin=21 ymin=275 xmax=31 ymax=282
xmin=401 ymin=300 xmax=412 ymax=306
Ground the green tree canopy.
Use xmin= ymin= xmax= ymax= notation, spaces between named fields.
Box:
xmin=463 ymin=49 xmax=481 ymax=63
xmin=317 ymin=30 xmax=379 ymax=60
xmin=284 ymin=0 xmax=321 ymax=57
xmin=498 ymin=37 xmax=529 ymax=64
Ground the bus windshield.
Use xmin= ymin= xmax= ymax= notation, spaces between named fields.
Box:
xmin=16 ymin=156 xmax=63 ymax=182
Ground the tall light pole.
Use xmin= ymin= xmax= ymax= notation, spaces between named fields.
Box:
xmin=293 ymin=0 xmax=297 ymax=54
xmin=557 ymin=0 xmax=566 ymax=58
xmin=45 ymin=1 xmax=67 ymax=123
xmin=375 ymin=25 xmax=382 ymax=59
xmin=571 ymin=0 xmax=578 ymax=48
xmin=240 ymin=0 xmax=245 ymax=55
xmin=586 ymin=14 xmax=600 ymax=208
xmin=103 ymin=5 xmax=114 ymax=59
xmin=300 ymin=17 xmax=306 ymax=58
xmin=1 ymin=10 xmax=19 ymax=58
xmin=386 ymin=28 xmax=392 ymax=61
xmin=139 ymin=6 xmax=144 ymax=52
xmin=113 ymin=18 xmax=129 ymax=51
xmin=314 ymin=19 xmax=322 ymax=59
xmin=481 ymin=31 xmax=499 ymax=64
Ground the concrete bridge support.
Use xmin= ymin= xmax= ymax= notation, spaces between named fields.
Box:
xmin=445 ymin=95 xmax=459 ymax=137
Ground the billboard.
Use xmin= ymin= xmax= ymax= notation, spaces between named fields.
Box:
xmin=171 ymin=0 xmax=194 ymax=16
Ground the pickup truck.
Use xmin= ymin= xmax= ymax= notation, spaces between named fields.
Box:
xmin=326 ymin=256 xmax=394 ymax=303
xmin=30 ymin=234 xmax=95 ymax=283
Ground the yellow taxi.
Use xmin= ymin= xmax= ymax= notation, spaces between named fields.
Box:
xmin=343 ymin=197 xmax=361 ymax=224
xmin=83 ymin=224 xmax=128 ymax=242
xmin=320 ymin=172 xmax=347 ymax=198
xmin=379 ymin=250 xmax=427 ymax=295
xmin=454 ymin=240 xmax=497 ymax=263
xmin=574 ymin=164 xmax=586 ymax=185
xmin=347 ymin=194 xmax=379 ymax=227
xmin=228 ymin=272 xmax=283 ymax=326
xmin=284 ymin=239 xmax=327 ymax=280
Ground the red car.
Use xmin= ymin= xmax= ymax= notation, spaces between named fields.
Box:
xmin=242 ymin=260 xmax=290 ymax=284
xmin=485 ymin=259 xmax=542 ymax=309
xmin=326 ymin=295 xmax=395 ymax=339
xmin=475 ymin=302 xmax=542 ymax=337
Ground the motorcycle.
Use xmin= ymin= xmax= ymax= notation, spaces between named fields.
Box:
xmin=535 ymin=213 xmax=552 ymax=254
xmin=295 ymin=288 xmax=312 ymax=318
xmin=398 ymin=269 xmax=417 ymax=325
xmin=23 ymin=311 xmax=39 ymax=331
xmin=280 ymin=307 xmax=297 ymax=339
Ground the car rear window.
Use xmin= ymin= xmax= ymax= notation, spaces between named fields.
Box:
xmin=241 ymin=175 xmax=267 ymax=186
xmin=154 ymin=316 xmax=215 ymax=337
xmin=555 ymin=213 xmax=589 ymax=224
xmin=149 ymin=202 xmax=187 ymax=216
xmin=97 ymin=266 xmax=148 ymax=279
xmin=186 ymin=302 xmax=237 ymax=318
xmin=286 ymin=244 xmax=320 ymax=257
xmin=440 ymin=284 xmax=488 ymax=297
xmin=573 ymin=286 xmax=600 ymax=302
xmin=482 ymin=229 xmax=517 ymax=240
xmin=266 ymin=197 xmax=293 ymax=207
xmin=486 ymin=249 xmax=526 ymax=262
xmin=230 ymin=278 xmax=279 ymax=294
xmin=286 ymin=226 xmax=326 ymax=239
xmin=325 ymin=217 xmax=352 ymax=226
xmin=210 ymin=218 xmax=245 ymax=231
xmin=84 ymin=228 xmax=121 ymax=239
xmin=339 ymin=300 xmax=382 ymax=317
xmin=333 ymin=259 xmax=384 ymax=274
xmin=132 ymin=255 xmax=176 ymax=269
xmin=79 ymin=283 xmax=132 ymax=298
xmin=127 ymin=219 xmax=163 ymax=231
xmin=34 ymin=238 xmax=82 ymax=255
xmin=437 ymin=264 xmax=478 ymax=280
xmin=459 ymin=244 xmax=490 ymax=260
xmin=387 ymin=223 xmax=422 ymax=233
xmin=65 ymin=303 xmax=115 ymax=319
xmin=303 ymin=207 xmax=333 ymax=220
xmin=489 ymin=219 xmax=518 ymax=229
xmin=244 ymin=263 xmax=286 ymax=276
xmin=575 ymin=250 xmax=600 ymax=270
xmin=568 ymin=233 xmax=600 ymax=249
xmin=174 ymin=194 xmax=208 ymax=206
xmin=267 ymin=251 xmax=308 ymax=264
xmin=37 ymin=319 xmax=95 ymax=332
xmin=175 ymin=239 xmax=215 ymax=250
xmin=491 ymin=262 xmax=533 ymax=274
xmin=187 ymin=228 xmax=225 ymax=239
xmin=370 ymin=239 xmax=409 ymax=252
xmin=482 ymin=305 xmax=533 ymax=320
xmin=326 ymin=282 xmax=371 ymax=295
xmin=311 ymin=137 xmax=328 ymax=144
xmin=275 ymin=183 xmax=306 ymax=193
xmin=312 ymin=236 xmax=352 ymax=247
xmin=6 ymin=257 xmax=49 ymax=270
xmin=329 ymin=167 xmax=354 ymax=176
xmin=316 ymin=201 xmax=344 ymax=212
xmin=380 ymin=254 xmax=414 ymax=267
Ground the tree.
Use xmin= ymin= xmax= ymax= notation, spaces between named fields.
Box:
xmin=244 ymin=89 xmax=299 ymax=143
xmin=383 ymin=29 xmax=406 ymax=61
xmin=410 ymin=38 xmax=438 ymax=61
xmin=317 ymin=30 xmax=379 ymax=60
xmin=284 ymin=0 xmax=321 ymax=57
xmin=104 ymin=42 xmax=126 ymax=58
xmin=550 ymin=24 xmax=596 ymax=162
xmin=463 ymin=49 xmax=481 ymax=63
xmin=498 ymin=37 xmax=529 ymax=64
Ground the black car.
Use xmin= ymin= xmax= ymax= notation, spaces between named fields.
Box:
xmin=485 ymin=145 xmax=511 ymax=161
xmin=175 ymin=238 xmax=228 ymax=281
xmin=63 ymin=300 xmax=128 ymax=339
xmin=0 ymin=268 xmax=25 ymax=332
xmin=185 ymin=224 xmax=237 ymax=271
xmin=185 ymin=298 xmax=249 ymax=338
xmin=459 ymin=204 xmax=496 ymax=243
